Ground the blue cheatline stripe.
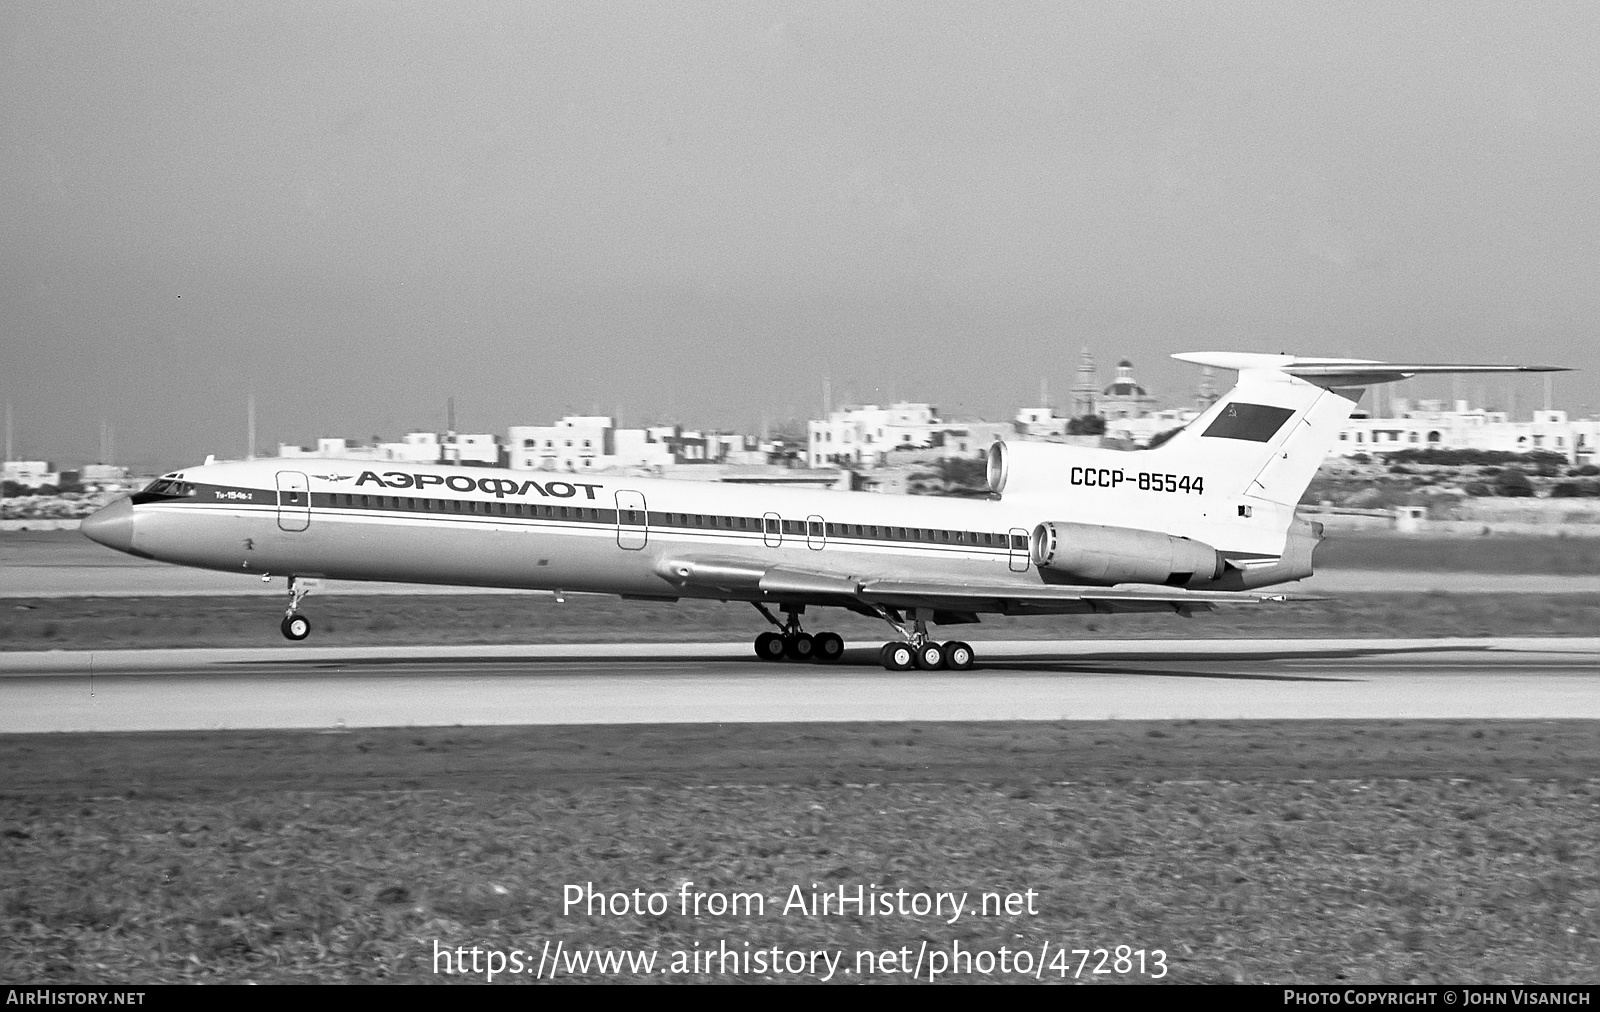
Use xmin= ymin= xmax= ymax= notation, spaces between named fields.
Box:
xmin=142 ymin=486 xmax=1018 ymax=557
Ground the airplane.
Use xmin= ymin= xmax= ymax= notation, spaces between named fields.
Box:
xmin=79 ymin=352 xmax=1565 ymax=670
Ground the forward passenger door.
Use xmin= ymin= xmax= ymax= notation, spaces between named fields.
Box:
xmin=276 ymin=471 xmax=310 ymax=532
xmin=615 ymin=490 xmax=648 ymax=550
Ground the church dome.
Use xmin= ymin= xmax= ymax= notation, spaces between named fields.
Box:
xmin=1104 ymin=358 xmax=1148 ymax=398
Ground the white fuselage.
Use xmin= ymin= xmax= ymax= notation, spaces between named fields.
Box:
xmin=105 ymin=452 xmax=1298 ymax=602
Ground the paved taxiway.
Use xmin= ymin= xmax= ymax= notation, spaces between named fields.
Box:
xmin=3 ymin=638 xmax=1597 ymax=733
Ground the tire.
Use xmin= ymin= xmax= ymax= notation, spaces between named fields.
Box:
xmin=914 ymin=641 xmax=946 ymax=670
xmin=755 ymin=631 xmax=786 ymax=661
xmin=882 ymin=642 xmax=915 ymax=671
xmin=813 ymin=632 xmax=845 ymax=663
xmin=783 ymin=633 xmax=815 ymax=661
xmin=281 ymin=614 xmax=311 ymax=641
xmin=945 ymin=640 xmax=975 ymax=671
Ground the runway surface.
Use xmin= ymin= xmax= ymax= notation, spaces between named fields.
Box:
xmin=4 ymin=638 xmax=1597 ymax=733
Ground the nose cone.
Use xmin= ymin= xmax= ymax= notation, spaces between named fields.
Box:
xmin=81 ymin=498 xmax=137 ymax=554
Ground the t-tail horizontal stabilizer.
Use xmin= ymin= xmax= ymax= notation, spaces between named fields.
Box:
xmin=1134 ymin=351 xmax=1572 ymax=527
xmin=1172 ymin=352 xmax=1568 ymax=390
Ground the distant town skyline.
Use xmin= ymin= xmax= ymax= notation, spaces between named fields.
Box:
xmin=5 ymin=3 xmax=1597 ymax=470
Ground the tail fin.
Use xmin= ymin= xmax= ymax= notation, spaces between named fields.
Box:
xmin=1149 ymin=352 xmax=1566 ymax=510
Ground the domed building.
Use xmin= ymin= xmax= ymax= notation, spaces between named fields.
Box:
xmin=1098 ymin=359 xmax=1158 ymax=420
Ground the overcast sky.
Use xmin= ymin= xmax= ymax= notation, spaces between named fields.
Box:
xmin=3 ymin=2 xmax=1597 ymax=469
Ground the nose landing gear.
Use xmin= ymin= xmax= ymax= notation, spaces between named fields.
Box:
xmin=280 ymin=576 xmax=312 ymax=641
xmin=281 ymin=613 xmax=311 ymax=641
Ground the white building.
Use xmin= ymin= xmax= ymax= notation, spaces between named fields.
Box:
xmin=809 ymin=402 xmax=944 ymax=467
xmin=78 ymin=463 xmax=133 ymax=490
xmin=511 ymin=417 xmax=659 ymax=472
xmin=275 ymin=431 xmax=502 ymax=466
xmin=809 ymin=402 xmax=1017 ymax=468
xmin=508 ymin=416 xmax=757 ymax=472
xmin=938 ymin=421 xmax=1014 ymax=457
xmin=2 ymin=461 xmax=60 ymax=489
xmin=441 ymin=433 xmax=503 ymax=466
xmin=1014 ymin=407 xmax=1071 ymax=439
xmin=1105 ymin=407 xmax=1205 ymax=447
xmin=1335 ymin=401 xmax=1599 ymax=464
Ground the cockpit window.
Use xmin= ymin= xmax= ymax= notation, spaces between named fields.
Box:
xmin=130 ymin=478 xmax=196 ymax=503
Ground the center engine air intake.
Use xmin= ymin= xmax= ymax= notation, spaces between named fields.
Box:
xmin=1029 ymin=521 xmax=1224 ymax=586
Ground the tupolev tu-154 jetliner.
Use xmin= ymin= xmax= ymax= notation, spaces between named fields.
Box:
xmin=81 ymin=353 xmax=1565 ymax=670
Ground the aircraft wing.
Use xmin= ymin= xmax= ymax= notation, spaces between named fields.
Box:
xmin=854 ymin=579 xmax=1308 ymax=616
xmin=656 ymin=556 xmax=1310 ymax=618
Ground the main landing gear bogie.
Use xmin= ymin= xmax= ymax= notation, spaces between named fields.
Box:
xmin=752 ymin=603 xmax=977 ymax=670
xmin=752 ymin=628 xmax=846 ymax=664
xmin=751 ymin=604 xmax=846 ymax=664
xmin=877 ymin=639 xmax=975 ymax=671
xmin=872 ymin=606 xmax=976 ymax=671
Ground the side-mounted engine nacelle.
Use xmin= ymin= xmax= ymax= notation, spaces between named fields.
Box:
xmin=1029 ymin=521 xmax=1225 ymax=587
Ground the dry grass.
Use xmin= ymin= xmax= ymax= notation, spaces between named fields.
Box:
xmin=2 ymin=721 xmax=1599 ymax=984
xmin=1314 ymin=536 xmax=1600 ymax=574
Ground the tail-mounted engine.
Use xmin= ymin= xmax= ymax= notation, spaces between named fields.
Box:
xmin=1029 ymin=521 xmax=1224 ymax=587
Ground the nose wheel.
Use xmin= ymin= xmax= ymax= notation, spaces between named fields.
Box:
xmin=280 ymin=575 xmax=313 ymax=641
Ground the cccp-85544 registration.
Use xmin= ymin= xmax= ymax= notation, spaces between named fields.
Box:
xmin=1069 ymin=466 xmax=1203 ymax=494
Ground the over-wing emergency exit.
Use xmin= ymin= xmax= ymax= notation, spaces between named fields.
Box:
xmin=81 ymin=352 xmax=1566 ymax=669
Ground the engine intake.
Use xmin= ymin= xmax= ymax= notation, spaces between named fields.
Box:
xmin=1029 ymin=521 xmax=1224 ymax=586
